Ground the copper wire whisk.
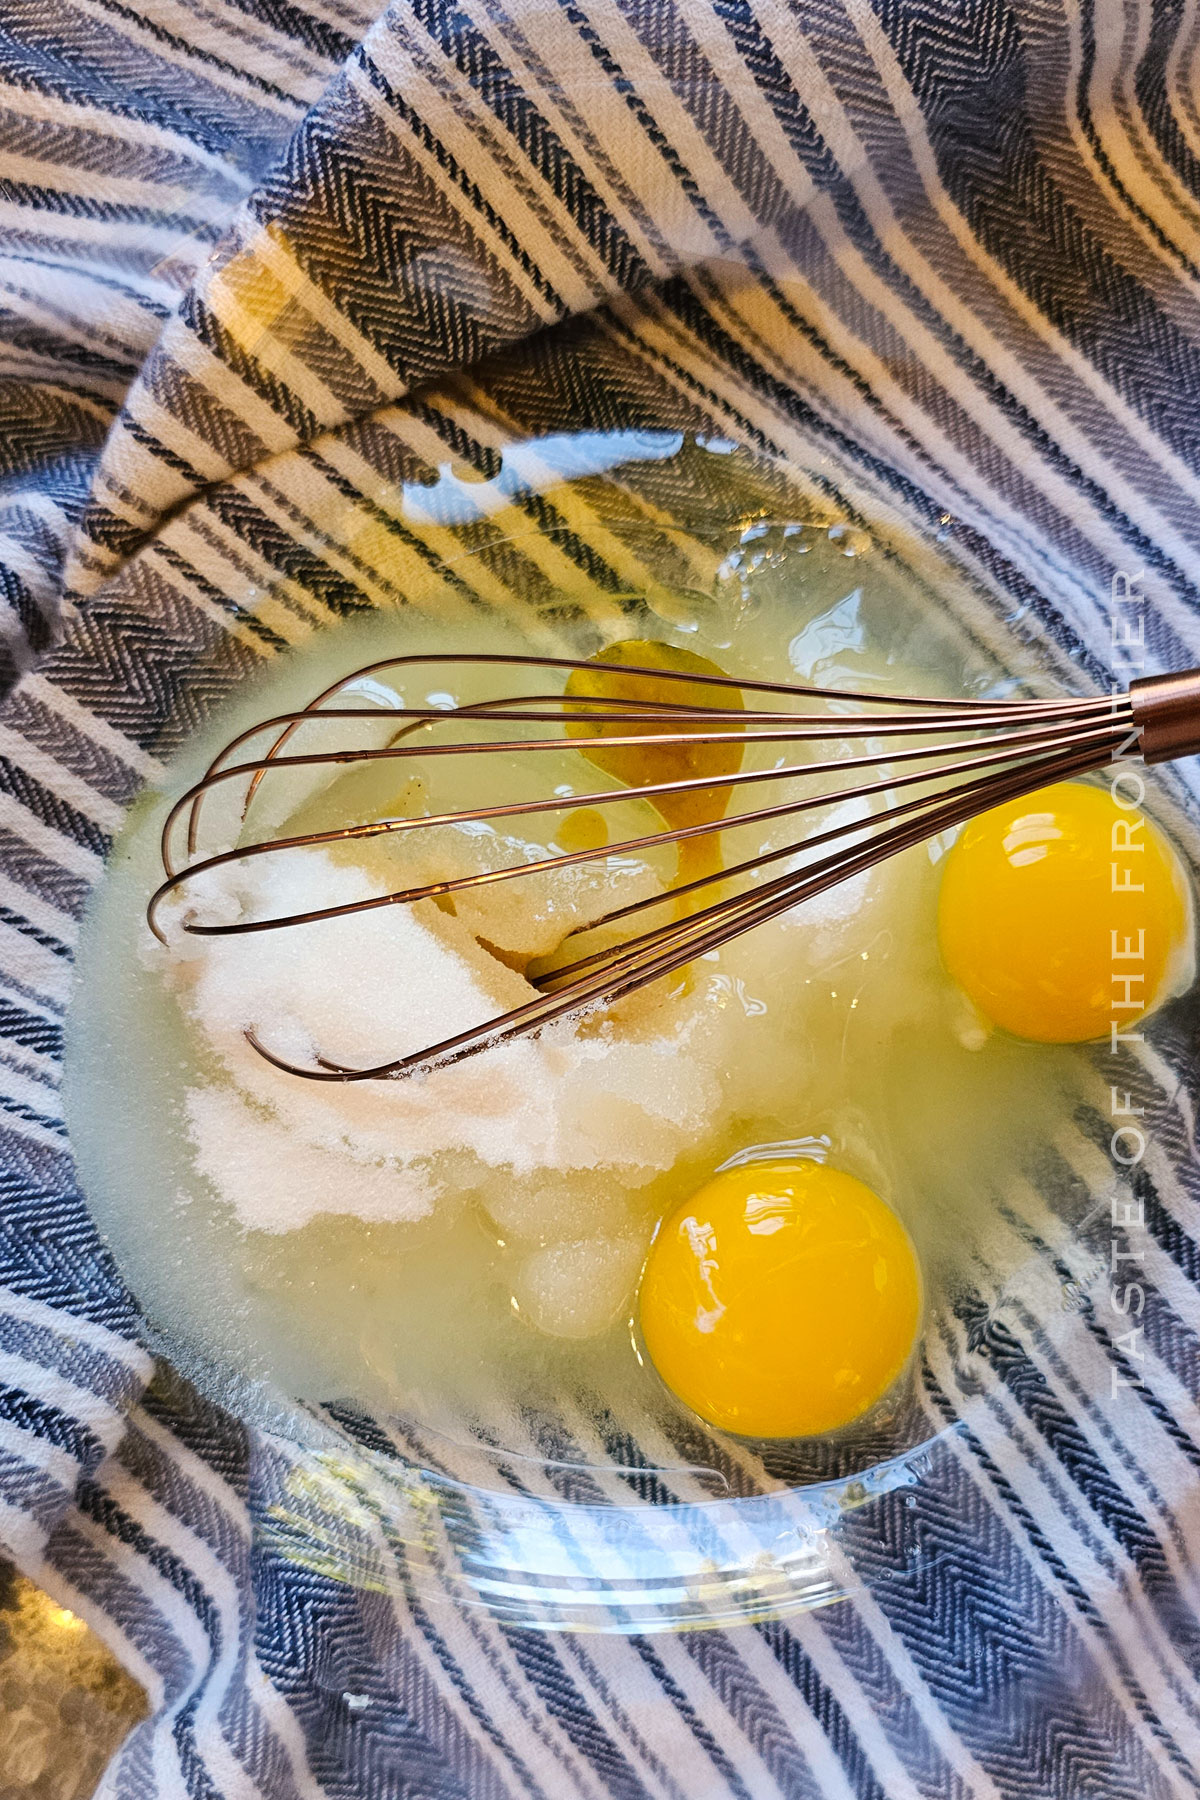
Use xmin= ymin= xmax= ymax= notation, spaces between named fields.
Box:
xmin=146 ymin=653 xmax=1200 ymax=1081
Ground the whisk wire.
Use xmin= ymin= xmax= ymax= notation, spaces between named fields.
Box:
xmin=144 ymin=650 xmax=1176 ymax=1081
xmin=151 ymin=699 xmax=1131 ymax=936
xmin=246 ymin=735 xmax=1116 ymax=1082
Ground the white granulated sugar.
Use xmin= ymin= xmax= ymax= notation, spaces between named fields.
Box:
xmin=513 ymin=1235 xmax=648 ymax=1339
xmin=162 ymin=840 xmax=727 ymax=1232
xmin=351 ymin=821 xmax=665 ymax=956
xmin=187 ymin=1084 xmax=437 ymax=1231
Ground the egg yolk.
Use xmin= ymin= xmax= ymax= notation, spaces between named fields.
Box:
xmin=638 ymin=1161 xmax=922 ymax=1438
xmin=564 ymin=639 xmax=744 ymax=889
xmin=937 ymin=780 xmax=1191 ymax=1044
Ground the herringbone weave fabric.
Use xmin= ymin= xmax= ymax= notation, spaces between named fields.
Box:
xmin=2 ymin=0 xmax=1200 ymax=1793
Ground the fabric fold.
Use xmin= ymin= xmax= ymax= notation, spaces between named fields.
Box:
xmin=64 ymin=0 xmax=870 ymax=600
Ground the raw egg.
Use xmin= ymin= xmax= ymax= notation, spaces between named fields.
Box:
xmin=564 ymin=639 xmax=743 ymax=888
xmin=938 ymin=780 xmax=1192 ymax=1043
xmin=638 ymin=1160 xmax=921 ymax=1438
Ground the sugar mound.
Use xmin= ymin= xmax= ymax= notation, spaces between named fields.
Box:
xmin=186 ymin=1085 xmax=438 ymax=1231
xmin=151 ymin=789 xmax=902 ymax=1361
xmin=513 ymin=1235 xmax=647 ymax=1339
xmin=156 ymin=835 xmax=729 ymax=1236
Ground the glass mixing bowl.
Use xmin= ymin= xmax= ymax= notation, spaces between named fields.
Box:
xmin=48 ymin=430 xmax=1200 ymax=1633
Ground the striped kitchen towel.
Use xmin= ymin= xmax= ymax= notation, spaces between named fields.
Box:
xmin=3 ymin=0 xmax=1200 ymax=1794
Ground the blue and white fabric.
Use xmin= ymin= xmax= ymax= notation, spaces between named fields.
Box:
xmin=2 ymin=0 xmax=1200 ymax=1793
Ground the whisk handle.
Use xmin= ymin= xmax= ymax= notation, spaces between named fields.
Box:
xmin=1129 ymin=669 xmax=1200 ymax=764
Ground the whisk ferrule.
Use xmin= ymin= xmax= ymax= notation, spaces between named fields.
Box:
xmin=1130 ymin=669 xmax=1200 ymax=764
